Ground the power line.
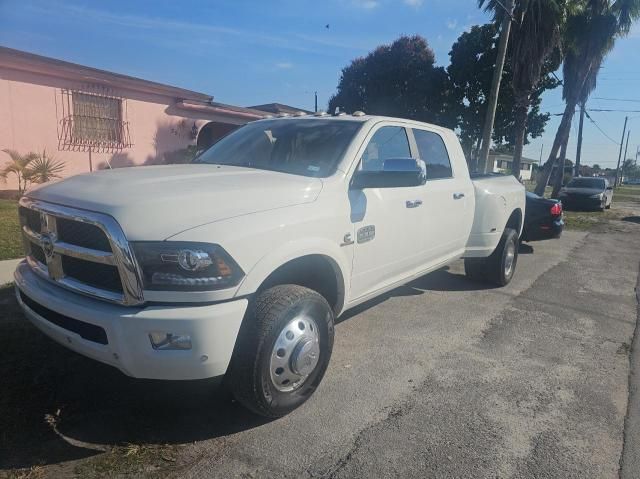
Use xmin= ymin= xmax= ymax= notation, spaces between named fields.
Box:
xmin=594 ymin=97 xmax=640 ymax=103
xmin=584 ymin=110 xmax=619 ymax=145
xmin=588 ymin=108 xmax=640 ymax=113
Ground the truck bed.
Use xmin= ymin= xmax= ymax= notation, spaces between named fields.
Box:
xmin=464 ymin=174 xmax=526 ymax=258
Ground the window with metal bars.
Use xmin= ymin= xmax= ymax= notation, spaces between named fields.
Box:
xmin=72 ymin=92 xmax=123 ymax=143
xmin=57 ymin=87 xmax=132 ymax=153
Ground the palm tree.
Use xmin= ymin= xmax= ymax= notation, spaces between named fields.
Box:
xmin=27 ymin=150 xmax=65 ymax=184
xmin=0 ymin=149 xmax=38 ymax=195
xmin=0 ymin=149 xmax=66 ymax=194
xmin=508 ymin=0 xmax=564 ymax=179
xmin=535 ymin=0 xmax=640 ymax=196
xmin=479 ymin=0 xmax=564 ymax=178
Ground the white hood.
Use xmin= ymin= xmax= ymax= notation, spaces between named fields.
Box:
xmin=26 ymin=164 xmax=323 ymax=240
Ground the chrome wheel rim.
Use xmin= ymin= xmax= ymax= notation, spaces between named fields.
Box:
xmin=270 ymin=315 xmax=320 ymax=392
xmin=504 ymin=241 xmax=516 ymax=277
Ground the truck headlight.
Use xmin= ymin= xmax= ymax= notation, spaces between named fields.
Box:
xmin=590 ymin=193 xmax=603 ymax=199
xmin=131 ymin=242 xmax=244 ymax=291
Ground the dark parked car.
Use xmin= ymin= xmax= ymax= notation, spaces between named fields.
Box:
xmin=558 ymin=177 xmax=613 ymax=211
xmin=522 ymin=192 xmax=564 ymax=241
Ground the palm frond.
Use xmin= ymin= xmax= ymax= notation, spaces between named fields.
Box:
xmin=1 ymin=149 xmax=38 ymax=171
xmin=25 ymin=151 xmax=66 ymax=184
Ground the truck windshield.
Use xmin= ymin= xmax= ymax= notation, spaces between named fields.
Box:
xmin=566 ymin=178 xmax=605 ymax=189
xmin=194 ymin=119 xmax=362 ymax=177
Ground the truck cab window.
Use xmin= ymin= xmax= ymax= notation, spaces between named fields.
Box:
xmin=361 ymin=126 xmax=411 ymax=171
xmin=413 ymin=129 xmax=453 ymax=179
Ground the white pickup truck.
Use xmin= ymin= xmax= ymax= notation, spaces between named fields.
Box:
xmin=14 ymin=114 xmax=524 ymax=417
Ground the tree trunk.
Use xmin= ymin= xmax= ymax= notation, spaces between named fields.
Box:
xmin=534 ymin=100 xmax=577 ymax=195
xmin=512 ymin=100 xmax=528 ymax=180
xmin=477 ymin=0 xmax=514 ymax=173
xmin=551 ymin=135 xmax=569 ymax=198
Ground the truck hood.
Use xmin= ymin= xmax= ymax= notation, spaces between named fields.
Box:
xmin=26 ymin=164 xmax=323 ymax=240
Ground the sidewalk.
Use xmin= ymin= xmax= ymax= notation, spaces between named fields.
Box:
xmin=0 ymin=258 xmax=21 ymax=285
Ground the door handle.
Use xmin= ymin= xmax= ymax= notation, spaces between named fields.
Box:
xmin=453 ymin=193 xmax=465 ymax=200
xmin=406 ymin=200 xmax=422 ymax=208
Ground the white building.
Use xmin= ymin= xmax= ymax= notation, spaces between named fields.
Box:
xmin=490 ymin=153 xmax=535 ymax=180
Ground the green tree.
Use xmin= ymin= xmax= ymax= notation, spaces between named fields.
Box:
xmin=622 ymin=158 xmax=640 ymax=178
xmin=328 ymin=35 xmax=456 ymax=128
xmin=536 ymin=0 xmax=640 ymax=196
xmin=447 ymin=23 xmax=560 ymax=163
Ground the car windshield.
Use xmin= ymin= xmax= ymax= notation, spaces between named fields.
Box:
xmin=194 ymin=119 xmax=362 ymax=177
xmin=566 ymin=178 xmax=605 ymax=189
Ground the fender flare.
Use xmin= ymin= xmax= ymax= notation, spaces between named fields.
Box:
xmin=235 ymin=237 xmax=350 ymax=313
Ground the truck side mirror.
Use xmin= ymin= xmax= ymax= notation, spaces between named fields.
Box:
xmin=350 ymin=158 xmax=426 ymax=189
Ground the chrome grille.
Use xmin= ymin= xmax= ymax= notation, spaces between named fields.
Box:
xmin=19 ymin=197 xmax=144 ymax=305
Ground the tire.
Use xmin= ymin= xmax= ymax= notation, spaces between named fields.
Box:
xmin=227 ymin=285 xmax=334 ymax=418
xmin=465 ymin=228 xmax=519 ymax=287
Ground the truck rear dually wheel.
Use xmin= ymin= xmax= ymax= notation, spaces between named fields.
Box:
xmin=464 ymin=227 xmax=519 ymax=286
xmin=227 ymin=284 xmax=334 ymax=418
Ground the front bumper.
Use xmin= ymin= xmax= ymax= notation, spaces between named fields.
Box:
xmin=14 ymin=261 xmax=247 ymax=380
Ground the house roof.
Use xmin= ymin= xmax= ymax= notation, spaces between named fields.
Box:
xmin=174 ymin=100 xmax=269 ymax=121
xmin=0 ymin=46 xmax=212 ymax=102
xmin=249 ymin=103 xmax=313 ymax=114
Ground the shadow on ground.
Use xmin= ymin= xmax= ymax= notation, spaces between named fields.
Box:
xmin=622 ymin=216 xmax=640 ymax=224
xmin=339 ymin=264 xmax=499 ymax=322
xmin=0 ymin=285 xmax=272 ymax=471
xmin=0 ymin=262 xmax=500 ymax=470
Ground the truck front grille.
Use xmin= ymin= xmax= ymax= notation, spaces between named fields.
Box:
xmin=61 ymin=256 xmax=123 ymax=293
xmin=56 ymin=217 xmax=112 ymax=252
xmin=19 ymin=198 xmax=143 ymax=305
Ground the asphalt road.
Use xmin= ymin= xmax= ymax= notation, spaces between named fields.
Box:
xmin=173 ymin=223 xmax=640 ymax=478
xmin=4 ymin=210 xmax=639 ymax=478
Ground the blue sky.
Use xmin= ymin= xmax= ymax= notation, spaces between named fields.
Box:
xmin=1 ymin=0 xmax=639 ymax=168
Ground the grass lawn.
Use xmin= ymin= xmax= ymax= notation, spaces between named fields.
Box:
xmin=0 ymin=199 xmax=23 ymax=261
xmin=563 ymin=184 xmax=640 ymax=231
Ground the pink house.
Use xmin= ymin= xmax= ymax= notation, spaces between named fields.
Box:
xmin=0 ymin=47 xmax=284 ymax=191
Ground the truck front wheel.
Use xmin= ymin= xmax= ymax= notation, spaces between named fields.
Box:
xmin=227 ymin=284 xmax=335 ymax=418
xmin=464 ymin=227 xmax=519 ymax=287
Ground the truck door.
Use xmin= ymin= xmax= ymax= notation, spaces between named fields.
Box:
xmin=411 ymin=128 xmax=472 ymax=262
xmin=349 ymin=125 xmax=427 ymax=300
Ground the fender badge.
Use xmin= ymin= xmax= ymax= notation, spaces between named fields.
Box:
xmin=340 ymin=233 xmax=354 ymax=246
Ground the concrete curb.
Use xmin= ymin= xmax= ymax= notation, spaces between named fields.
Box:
xmin=0 ymin=258 xmax=21 ymax=285
xmin=619 ymin=262 xmax=640 ymax=479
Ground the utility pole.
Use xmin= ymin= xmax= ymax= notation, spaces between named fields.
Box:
xmin=620 ymin=130 xmax=631 ymax=185
xmin=538 ymin=143 xmax=544 ymax=165
xmin=477 ymin=0 xmax=514 ymax=174
xmin=615 ymin=116 xmax=628 ymax=187
xmin=314 ymin=91 xmax=318 ymax=113
xmin=574 ymin=102 xmax=585 ymax=177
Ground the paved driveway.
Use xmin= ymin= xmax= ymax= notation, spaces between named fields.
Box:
xmin=178 ymin=226 xmax=640 ymax=478
xmin=2 ymin=216 xmax=639 ymax=478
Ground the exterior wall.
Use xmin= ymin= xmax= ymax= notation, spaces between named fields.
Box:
xmin=491 ymin=159 xmax=533 ymax=181
xmin=0 ymin=67 xmax=245 ymax=191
